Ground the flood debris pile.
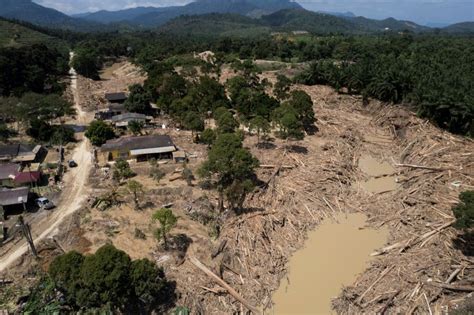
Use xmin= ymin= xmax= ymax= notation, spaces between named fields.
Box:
xmin=160 ymin=84 xmax=472 ymax=314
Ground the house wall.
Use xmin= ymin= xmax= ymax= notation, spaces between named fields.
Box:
xmin=98 ymin=150 xmax=174 ymax=165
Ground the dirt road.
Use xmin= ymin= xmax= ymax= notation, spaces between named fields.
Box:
xmin=0 ymin=52 xmax=93 ymax=272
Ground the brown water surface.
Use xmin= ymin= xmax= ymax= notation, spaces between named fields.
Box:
xmin=358 ymin=155 xmax=395 ymax=177
xmin=272 ymin=213 xmax=388 ymax=315
xmin=358 ymin=155 xmax=399 ymax=193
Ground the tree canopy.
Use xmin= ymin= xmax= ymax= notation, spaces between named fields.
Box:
xmin=198 ymin=133 xmax=259 ymax=211
xmin=45 ymin=245 xmax=173 ymax=312
xmin=85 ymin=120 xmax=115 ymax=146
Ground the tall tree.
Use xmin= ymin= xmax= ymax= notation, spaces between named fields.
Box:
xmin=198 ymin=133 xmax=259 ymax=211
xmin=249 ymin=116 xmax=270 ymax=144
xmin=85 ymin=120 xmax=115 ymax=146
xmin=124 ymin=84 xmax=152 ymax=114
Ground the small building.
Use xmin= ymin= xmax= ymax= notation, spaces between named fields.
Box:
xmin=111 ymin=113 xmax=148 ymax=128
xmin=95 ymin=103 xmax=127 ymax=120
xmin=105 ymin=92 xmax=127 ymax=104
xmin=0 ymin=187 xmax=29 ymax=208
xmin=100 ymin=135 xmax=176 ymax=163
xmin=0 ymin=163 xmax=42 ymax=187
xmin=0 ymin=144 xmax=47 ymax=164
xmin=173 ymin=151 xmax=187 ymax=164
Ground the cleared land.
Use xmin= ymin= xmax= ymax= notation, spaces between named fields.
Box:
xmin=0 ymin=20 xmax=53 ymax=47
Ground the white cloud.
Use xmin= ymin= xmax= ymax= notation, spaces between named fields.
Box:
xmin=34 ymin=0 xmax=192 ymax=14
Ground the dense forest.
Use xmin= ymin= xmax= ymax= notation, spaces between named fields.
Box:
xmin=68 ymin=31 xmax=473 ymax=137
xmin=0 ymin=18 xmax=472 ymax=137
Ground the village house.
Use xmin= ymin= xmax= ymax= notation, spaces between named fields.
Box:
xmin=99 ymin=135 xmax=177 ymax=164
xmin=94 ymin=103 xmax=127 ymax=120
xmin=111 ymin=113 xmax=149 ymax=128
xmin=0 ymin=144 xmax=47 ymax=165
xmin=0 ymin=187 xmax=30 ymax=209
xmin=0 ymin=163 xmax=42 ymax=188
xmin=105 ymin=92 xmax=127 ymax=104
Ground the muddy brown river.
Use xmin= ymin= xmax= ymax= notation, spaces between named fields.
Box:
xmin=272 ymin=213 xmax=388 ymax=314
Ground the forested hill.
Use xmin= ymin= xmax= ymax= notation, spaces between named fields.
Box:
xmin=0 ymin=18 xmax=54 ymax=47
xmin=0 ymin=0 xmax=100 ymax=31
xmin=78 ymin=0 xmax=301 ymax=26
xmin=441 ymin=22 xmax=474 ymax=34
xmin=158 ymin=9 xmax=430 ymax=36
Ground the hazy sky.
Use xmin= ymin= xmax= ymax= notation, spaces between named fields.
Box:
xmin=34 ymin=0 xmax=474 ymax=25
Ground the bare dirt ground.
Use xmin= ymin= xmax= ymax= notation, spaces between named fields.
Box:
xmin=78 ymin=60 xmax=146 ymax=112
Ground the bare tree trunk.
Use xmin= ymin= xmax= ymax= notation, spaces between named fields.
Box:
xmin=163 ymin=233 xmax=168 ymax=250
xmin=218 ymin=190 xmax=224 ymax=212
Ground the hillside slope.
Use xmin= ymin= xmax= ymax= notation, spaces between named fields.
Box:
xmin=81 ymin=0 xmax=301 ymax=26
xmin=157 ymin=13 xmax=270 ymax=37
xmin=442 ymin=22 xmax=474 ymax=34
xmin=0 ymin=18 xmax=54 ymax=47
xmin=158 ymin=9 xmax=430 ymax=35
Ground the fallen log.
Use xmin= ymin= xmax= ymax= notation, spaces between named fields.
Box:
xmin=211 ymin=239 xmax=227 ymax=259
xmin=259 ymin=165 xmax=294 ymax=170
xmin=189 ymin=256 xmax=261 ymax=314
xmin=371 ymin=220 xmax=455 ymax=256
xmin=395 ymin=163 xmax=450 ymax=172
xmin=426 ymin=282 xmax=474 ymax=292
xmin=445 ymin=267 xmax=462 ymax=284
xmin=356 ymin=266 xmax=394 ymax=304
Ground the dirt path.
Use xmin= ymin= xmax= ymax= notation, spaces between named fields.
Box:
xmin=0 ymin=52 xmax=93 ymax=272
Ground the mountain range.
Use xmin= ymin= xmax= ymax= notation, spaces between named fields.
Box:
xmin=0 ymin=0 xmax=472 ymax=34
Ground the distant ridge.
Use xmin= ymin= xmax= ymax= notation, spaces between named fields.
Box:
xmin=78 ymin=0 xmax=302 ymax=26
xmin=441 ymin=22 xmax=474 ymax=34
xmin=1 ymin=0 xmax=472 ymax=35
xmin=0 ymin=0 xmax=99 ymax=31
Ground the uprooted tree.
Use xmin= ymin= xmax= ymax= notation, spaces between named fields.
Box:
xmin=198 ymin=133 xmax=259 ymax=212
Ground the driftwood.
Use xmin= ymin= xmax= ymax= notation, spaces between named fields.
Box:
xmin=259 ymin=165 xmax=294 ymax=170
xmin=426 ymin=282 xmax=474 ymax=292
xmin=189 ymin=256 xmax=260 ymax=314
xmin=446 ymin=267 xmax=462 ymax=284
xmin=371 ymin=220 xmax=455 ymax=256
xmin=395 ymin=163 xmax=450 ymax=172
xmin=211 ymin=239 xmax=227 ymax=259
xmin=356 ymin=266 xmax=394 ymax=304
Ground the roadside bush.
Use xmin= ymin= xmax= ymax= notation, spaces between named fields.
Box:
xmin=113 ymin=159 xmax=135 ymax=181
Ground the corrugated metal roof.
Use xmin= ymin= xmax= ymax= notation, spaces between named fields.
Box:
xmin=0 ymin=187 xmax=29 ymax=206
xmin=14 ymin=172 xmax=41 ymax=185
xmin=101 ymin=135 xmax=175 ymax=153
xmin=130 ymin=146 xmax=176 ymax=156
xmin=105 ymin=92 xmax=127 ymax=102
xmin=0 ymin=164 xmax=19 ymax=180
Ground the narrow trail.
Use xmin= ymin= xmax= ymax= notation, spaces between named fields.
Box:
xmin=0 ymin=52 xmax=93 ymax=272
